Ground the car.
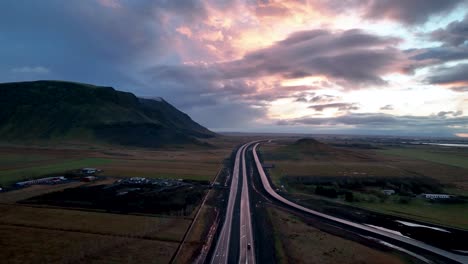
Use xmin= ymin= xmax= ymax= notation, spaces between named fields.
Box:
xmin=247 ymin=243 xmax=251 ymax=250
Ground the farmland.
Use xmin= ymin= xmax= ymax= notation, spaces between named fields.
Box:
xmin=267 ymin=207 xmax=408 ymax=264
xmin=0 ymin=136 xmax=245 ymax=263
xmin=0 ymin=138 xmax=235 ymax=187
xmin=0 ymin=204 xmax=187 ymax=263
xmin=260 ymin=138 xmax=468 ymax=229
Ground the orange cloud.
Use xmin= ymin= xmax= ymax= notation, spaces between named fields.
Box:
xmin=176 ymin=26 xmax=193 ymax=38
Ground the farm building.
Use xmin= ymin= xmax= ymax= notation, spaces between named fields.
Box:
xmin=81 ymin=168 xmax=100 ymax=175
xmin=421 ymin=193 xmax=452 ymax=199
xmin=16 ymin=176 xmax=66 ymax=186
xmin=382 ymin=189 xmax=395 ymax=195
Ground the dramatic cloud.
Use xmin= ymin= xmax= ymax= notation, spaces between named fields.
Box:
xmin=437 ymin=110 xmax=463 ymax=117
xmin=431 ymin=14 xmax=468 ymax=46
xmin=425 ymin=63 xmax=468 ymax=92
xmin=364 ymin=0 xmax=464 ymax=24
xmin=277 ymin=113 xmax=468 ymax=136
xmin=308 ymin=103 xmax=359 ymax=112
xmin=225 ymin=29 xmax=410 ymax=86
xmin=150 ymin=29 xmax=413 ymax=90
xmin=0 ymin=1 xmax=467 ymax=135
xmin=380 ymin=104 xmax=394 ymax=110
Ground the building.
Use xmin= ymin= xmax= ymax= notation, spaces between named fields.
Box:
xmin=382 ymin=189 xmax=395 ymax=195
xmin=16 ymin=176 xmax=66 ymax=186
xmin=421 ymin=193 xmax=452 ymax=199
xmin=82 ymin=168 xmax=100 ymax=175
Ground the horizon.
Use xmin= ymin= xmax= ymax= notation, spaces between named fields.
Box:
xmin=1 ymin=1 xmax=468 ymax=137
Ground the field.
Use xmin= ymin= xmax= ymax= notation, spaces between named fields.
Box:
xmin=0 ymin=137 xmax=240 ymax=187
xmin=267 ymin=207 xmax=408 ymax=264
xmin=0 ymin=136 xmax=246 ymax=263
xmin=261 ymin=138 xmax=468 ymax=229
xmin=0 ymin=204 xmax=188 ymax=263
xmin=378 ymin=147 xmax=468 ymax=169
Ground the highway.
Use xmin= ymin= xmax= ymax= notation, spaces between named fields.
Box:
xmin=211 ymin=143 xmax=246 ymax=264
xmin=239 ymin=144 xmax=255 ymax=264
xmin=252 ymin=143 xmax=468 ymax=264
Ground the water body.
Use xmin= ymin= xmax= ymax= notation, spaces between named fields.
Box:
xmin=395 ymin=220 xmax=451 ymax=233
xmin=423 ymin=143 xmax=468 ymax=147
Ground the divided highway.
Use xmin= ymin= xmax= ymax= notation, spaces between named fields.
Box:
xmin=211 ymin=142 xmax=256 ymax=264
xmin=210 ymin=143 xmax=246 ymax=264
xmin=252 ymin=143 xmax=468 ymax=264
xmin=239 ymin=144 xmax=255 ymax=264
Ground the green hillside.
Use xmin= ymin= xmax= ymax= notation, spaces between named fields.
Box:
xmin=0 ymin=80 xmax=215 ymax=147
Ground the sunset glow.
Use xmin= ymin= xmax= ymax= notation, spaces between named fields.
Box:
xmin=1 ymin=0 xmax=467 ymax=136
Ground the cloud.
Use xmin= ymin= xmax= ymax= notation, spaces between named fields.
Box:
xmin=229 ymin=29 xmax=409 ymax=86
xmin=11 ymin=66 xmax=50 ymax=74
xmin=276 ymin=113 xmax=468 ymax=136
xmin=425 ymin=63 xmax=468 ymax=91
xmin=363 ymin=0 xmax=464 ymax=25
xmin=150 ymin=29 xmax=412 ymax=89
xmin=308 ymin=103 xmax=359 ymax=112
xmin=437 ymin=110 xmax=463 ymax=117
xmin=97 ymin=0 xmax=122 ymax=9
xmin=309 ymin=95 xmax=337 ymax=103
xmin=380 ymin=104 xmax=394 ymax=110
xmin=431 ymin=14 xmax=468 ymax=46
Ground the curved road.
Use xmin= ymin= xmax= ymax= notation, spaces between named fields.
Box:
xmin=252 ymin=143 xmax=468 ymax=264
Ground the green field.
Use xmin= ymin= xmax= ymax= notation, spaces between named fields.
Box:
xmin=378 ymin=148 xmax=468 ymax=168
xmin=354 ymin=197 xmax=468 ymax=229
xmin=267 ymin=207 xmax=407 ymax=264
xmin=262 ymin=139 xmax=468 ymax=230
xmin=0 ymin=157 xmax=113 ymax=185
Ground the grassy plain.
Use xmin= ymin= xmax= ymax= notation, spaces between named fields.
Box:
xmin=267 ymin=207 xmax=407 ymax=264
xmin=0 ymin=136 xmax=243 ymax=186
xmin=0 ymin=225 xmax=178 ymax=264
xmin=378 ymin=147 xmax=468 ymax=169
xmin=356 ymin=198 xmax=468 ymax=229
xmin=261 ymin=139 xmax=468 ymax=229
xmin=0 ymin=136 xmax=247 ymax=263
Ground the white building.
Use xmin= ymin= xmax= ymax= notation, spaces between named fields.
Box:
xmin=421 ymin=193 xmax=452 ymax=199
xmin=382 ymin=189 xmax=395 ymax=195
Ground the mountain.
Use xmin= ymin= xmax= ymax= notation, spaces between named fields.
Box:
xmin=0 ymin=80 xmax=216 ymax=147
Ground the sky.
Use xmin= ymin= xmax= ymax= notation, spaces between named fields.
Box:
xmin=1 ymin=0 xmax=468 ymax=137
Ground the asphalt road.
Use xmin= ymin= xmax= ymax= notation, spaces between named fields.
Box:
xmin=239 ymin=144 xmax=256 ymax=264
xmin=211 ymin=143 xmax=246 ymax=264
xmin=252 ymin=143 xmax=468 ymax=264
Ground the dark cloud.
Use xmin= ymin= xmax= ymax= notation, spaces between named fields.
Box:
xmin=309 ymin=95 xmax=337 ymax=103
xmin=150 ymin=29 xmax=411 ymax=89
xmin=425 ymin=63 xmax=468 ymax=91
xmin=276 ymin=113 xmax=468 ymax=136
xmin=364 ymin=0 xmax=464 ymax=25
xmin=409 ymin=45 xmax=468 ymax=63
xmin=228 ymin=29 xmax=407 ymax=86
xmin=437 ymin=110 xmax=463 ymax=117
xmin=380 ymin=104 xmax=394 ymax=110
xmin=295 ymin=97 xmax=308 ymax=103
xmin=308 ymin=103 xmax=359 ymax=112
xmin=431 ymin=14 xmax=468 ymax=46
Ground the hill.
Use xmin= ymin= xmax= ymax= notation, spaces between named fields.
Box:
xmin=0 ymin=80 xmax=215 ymax=147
